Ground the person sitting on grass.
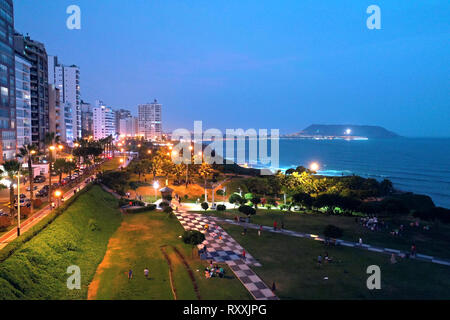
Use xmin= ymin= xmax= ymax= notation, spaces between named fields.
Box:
xmin=324 ymin=252 xmax=333 ymax=263
xmin=219 ymin=267 xmax=225 ymax=278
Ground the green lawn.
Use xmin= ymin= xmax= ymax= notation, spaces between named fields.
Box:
xmin=99 ymin=157 xmax=123 ymax=171
xmin=0 ymin=185 xmax=122 ymax=300
xmin=221 ymin=223 xmax=450 ymax=299
xmin=89 ymin=211 xmax=252 ymax=300
xmin=196 ymin=209 xmax=450 ymax=260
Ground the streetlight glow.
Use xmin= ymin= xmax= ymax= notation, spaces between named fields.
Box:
xmin=310 ymin=162 xmax=320 ymax=172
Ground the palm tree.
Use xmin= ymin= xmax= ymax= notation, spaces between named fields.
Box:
xmin=44 ymin=132 xmax=61 ymax=204
xmin=3 ymin=160 xmax=21 ymax=217
xmin=198 ymin=162 xmax=214 ymax=202
xmin=17 ymin=144 xmax=38 ymax=215
xmin=54 ymin=158 xmax=67 ymax=185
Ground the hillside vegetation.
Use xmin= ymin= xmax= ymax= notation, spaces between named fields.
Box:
xmin=0 ymin=185 xmax=122 ymax=300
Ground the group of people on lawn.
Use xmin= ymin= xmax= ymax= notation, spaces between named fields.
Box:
xmin=204 ymin=261 xmax=225 ymax=279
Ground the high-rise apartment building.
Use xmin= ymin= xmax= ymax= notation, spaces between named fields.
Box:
xmin=138 ymin=99 xmax=162 ymax=140
xmin=0 ymin=0 xmax=16 ymax=161
xmin=48 ymin=55 xmax=81 ymax=142
xmin=15 ymin=53 xmax=32 ymax=148
xmin=14 ymin=32 xmax=49 ymax=149
xmin=119 ymin=116 xmax=138 ymax=137
xmin=115 ymin=108 xmax=131 ymax=134
xmin=48 ymin=84 xmax=64 ymax=140
xmin=93 ymin=101 xmax=115 ymax=140
xmin=81 ymin=100 xmax=93 ymax=138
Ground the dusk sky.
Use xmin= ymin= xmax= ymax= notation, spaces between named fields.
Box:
xmin=14 ymin=0 xmax=450 ymax=137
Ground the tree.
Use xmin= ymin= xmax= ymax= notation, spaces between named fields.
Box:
xmin=229 ymin=193 xmax=243 ymax=207
xmin=54 ymin=158 xmax=68 ymax=185
xmin=292 ymin=192 xmax=313 ymax=209
xmin=3 ymin=160 xmax=21 ymax=217
xmin=379 ymin=179 xmax=394 ymax=196
xmin=323 ymin=224 xmax=343 ymax=240
xmin=17 ymin=144 xmax=38 ymax=215
xmin=44 ymin=132 xmax=61 ymax=204
xmin=250 ymin=196 xmax=261 ymax=209
xmin=238 ymin=205 xmax=256 ymax=216
xmin=198 ymin=162 xmax=214 ymax=202
xmin=182 ymin=230 xmax=206 ymax=258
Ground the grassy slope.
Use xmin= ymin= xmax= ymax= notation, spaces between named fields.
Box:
xmin=0 ymin=185 xmax=122 ymax=300
xmin=90 ymin=211 xmax=251 ymax=300
xmin=196 ymin=209 xmax=450 ymax=259
xmin=222 ymin=223 xmax=450 ymax=299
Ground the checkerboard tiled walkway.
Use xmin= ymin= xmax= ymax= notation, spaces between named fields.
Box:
xmin=174 ymin=211 xmax=278 ymax=300
xmin=209 ymin=217 xmax=450 ymax=267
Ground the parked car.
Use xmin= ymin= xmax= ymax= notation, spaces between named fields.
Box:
xmin=33 ymin=175 xmax=46 ymax=183
xmin=26 ymin=185 xmax=38 ymax=191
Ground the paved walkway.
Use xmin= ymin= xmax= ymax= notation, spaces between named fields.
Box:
xmin=210 ymin=217 xmax=450 ymax=267
xmin=174 ymin=210 xmax=278 ymax=300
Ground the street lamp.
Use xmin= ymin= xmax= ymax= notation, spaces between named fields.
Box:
xmin=153 ymin=181 xmax=159 ymax=202
xmin=16 ymin=169 xmax=21 ymax=236
xmin=309 ymin=162 xmax=320 ymax=172
xmin=54 ymin=190 xmax=62 ymax=208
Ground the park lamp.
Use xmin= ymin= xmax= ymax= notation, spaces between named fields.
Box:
xmin=153 ymin=181 xmax=159 ymax=189
xmin=30 ymin=150 xmax=36 ymax=155
xmin=147 ymin=149 xmax=152 ymax=154
xmin=49 ymin=145 xmax=56 ymax=151
xmin=119 ymin=158 xmax=124 ymax=164
xmin=54 ymin=190 xmax=62 ymax=198
xmin=58 ymin=145 xmax=64 ymax=151
xmin=310 ymin=162 xmax=320 ymax=172
xmin=74 ymin=143 xmax=79 ymax=148
xmin=189 ymin=145 xmax=193 ymax=151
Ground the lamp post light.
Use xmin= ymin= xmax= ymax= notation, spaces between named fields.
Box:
xmin=17 ymin=169 xmax=21 ymax=237
xmin=185 ymin=145 xmax=193 ymax=188
xmin=309 ymin=162 xmax=320 ymax=173
xmin=153 ymin=181 xmax=159 ymax=203
xmin=54 ymin=190 xmax=62 ymax=208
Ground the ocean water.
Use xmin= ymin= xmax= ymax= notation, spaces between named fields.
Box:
xmin=229 ymin=138 xmax=450 ymax=208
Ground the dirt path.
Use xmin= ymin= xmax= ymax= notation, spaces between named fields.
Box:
xmin=160 ymin=245 xmax=177 ymax=300
xmin=172 ymin=246 xmax=201 ymax=300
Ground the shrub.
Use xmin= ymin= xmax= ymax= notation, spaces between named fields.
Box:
xmin=0 ymin=216 xmax=11 ymax=231
xmin=229 ymin=193 xmax=243 ymax=205
xmin=217 ymin=204 xmax=226 ymax=211
xmin=244 ymin=193 xmax=253 ymax=200
xmin=182 ymin=230 xmax=205 ymax=245
xmin=238 ymin=205 xmax=256 ymax=216
xmin=323 ymin=224 xmax=343 ymax=239
xmin=201 ymin=202 xmax=209 ymax=211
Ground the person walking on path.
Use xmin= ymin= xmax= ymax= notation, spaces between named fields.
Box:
xmin=144 ymin=268 xmax=149 ymax=279
xmin=411 ymin=244 xmax=417 ymax=257
xmin=242 ymin=249 xmax=246 ymax=260
xmin=128 ymin=269 xmax=133 ymax=280
xmin=317 ymin=255 xmax=322 ymax=267
xmin=258 ymin=225 xmax=262 ymax=236
xmin=358 ymin=238 xmax=363 ymax=246
xmin=273 ymin=221 xmax=277 ymax=231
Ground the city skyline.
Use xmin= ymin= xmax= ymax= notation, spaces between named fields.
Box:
xmin=13 ymin=0 xmax=450 ymax=137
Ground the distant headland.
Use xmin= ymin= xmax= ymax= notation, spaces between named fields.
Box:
xmin=283 ymin=124 xmax=399 ymax=140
